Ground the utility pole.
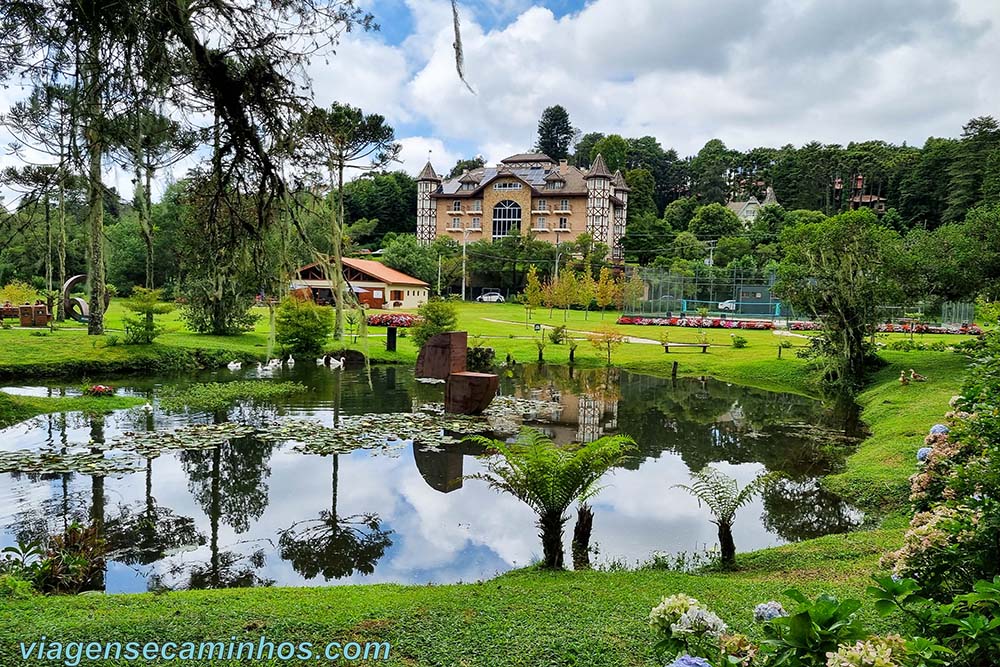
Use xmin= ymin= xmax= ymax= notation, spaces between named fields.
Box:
xmin=437 ymin=254 xmax=442 ymax=296
xmin=461 ymin=224 xmax=472 ymax=301
xmin=553 ymin=229 xmax=563 ymax=283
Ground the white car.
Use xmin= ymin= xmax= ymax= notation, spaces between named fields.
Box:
xmin=718 ymin=299 xmax=737 ymax=311
xmin=477 ymin=292 xmax=505 ymax=303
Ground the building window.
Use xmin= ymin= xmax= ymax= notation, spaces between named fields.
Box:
xmin=536 ymin=199 xmax=547 ymax=211
xmin=493 ymin=181 xmax=522 ymax=191
xmin=451 ymin=217 xmax=461 ymax=229
xmin=559 ymin=199 xmax=569 ymax=211
xmin=452 ymin=200 xmax=462 ymax=211
xmin=471 ymin=200 xmax=482 ymax=211
xmin=535 ymin=217 xmax=547 ymax=230
xmin=546 ymin=181 xmax=564 ymax=189
xmin=390 ymin=290 xmax=403 ymax=301
xmin=470 ymin=216 xmax=482 ymax=229
xmin=492 ymin=200 xmax=522 ymax=239
xmin=558 ymin=217 xmax=569 ymax=230
xmin=460 ymin=182 xmax=475 ymax=191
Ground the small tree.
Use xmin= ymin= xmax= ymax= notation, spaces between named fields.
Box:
xmin=588 ymin=325 xmax=626 ymax=366
xmin=412 ymin=299 xmax=458 ymax=348
xmin=524 ymin=265 xmax=543 ymax=319
xmin=674 ymin=467 xmax=772 ymax=568
xmin=275 ymin=297 xmax=334 ymax=356
xmin=554 ymin=269 xmax=578 ymax=321
xmin=595 ymin=267 xmax=619 ymax=319
xmin=122 ymin=288 xmax=174 ymax=345
xmin=576 ymin=272 xmax=596 ymax=320
xmin=469 ymin=429 xmax=634 ymax=569
xmin=619 ymin=270 xmax=645 ymax=312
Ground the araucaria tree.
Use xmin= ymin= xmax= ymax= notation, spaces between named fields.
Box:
xmin=470 ymin=429 xmax=634 ymax=569
xmin=776 ymin=209 xmax=903 ymax=394
xmin=674 ymin=467 xmax=772 ymax=568
xmin=535 ymin=105 xmax=576 ymax=161
xmin=293 ymin=103 xmax=400 ymax=339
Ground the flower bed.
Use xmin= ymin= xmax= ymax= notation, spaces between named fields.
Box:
xmin=367 ymin=313 xmax=422 ymax=328
xmin=617 ymin=316 xmax=774 ymax=330
xmin=789 ymin=320 xmax=983 ymax=335
xmin=82 ymin=384 xmax=115 ymax=397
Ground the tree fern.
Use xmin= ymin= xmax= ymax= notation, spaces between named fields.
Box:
xmin=469 ymin=428 xmax=634 ymax=569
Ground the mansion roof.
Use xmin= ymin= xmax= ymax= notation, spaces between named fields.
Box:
xmin=425 ymin=152 xmax=624 ymax=199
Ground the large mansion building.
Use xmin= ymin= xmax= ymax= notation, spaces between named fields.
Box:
xmin=416 ymin=152 xmax=630 ymax=261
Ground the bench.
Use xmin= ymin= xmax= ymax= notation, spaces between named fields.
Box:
xmin=663 ymin=343 xmax=709 ymax=353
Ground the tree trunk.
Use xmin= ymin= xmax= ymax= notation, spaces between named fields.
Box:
xmin=538 ymin=511 xmax=566 ymax=569
xmin=332 ymin=159 xmax=347 ymax=340
xmin=571 ymin=504 xmax=594 ymax=570
xmin=718 ymin=522 xmax=736 ymax=568
xmin=56 ymin=124 xmax=67 ymax=321
xmin=84 ymin=33 xmax=106 ymax=335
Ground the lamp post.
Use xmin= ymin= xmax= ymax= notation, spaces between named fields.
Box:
xmin=461 ymin=223 xmax=472 ymax=301
xmin=554 ymin=229 xmax=563 ymax=283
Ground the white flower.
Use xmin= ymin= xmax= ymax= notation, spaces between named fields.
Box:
xmin=649 ymin=593 xmax=700 ymax=632
xmin=670 ymin=607 xmax=728 ymax=639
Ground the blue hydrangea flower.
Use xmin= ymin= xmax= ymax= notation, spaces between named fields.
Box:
xmin=669 ymin=656 xmax=712 ymax=667
xmin=753 ymin=601 xmax=787 ymax=622
xmin=917 ymin=447 xmax=933 ymax=463
xmin=929 ymin=424 xmax=950 ymax=435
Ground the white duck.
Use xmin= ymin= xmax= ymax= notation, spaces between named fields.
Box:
xmin=285 ymin=355 xmax=295 ymax=368
xmin=328 ymin=356 xmax=346 ymax=369
xmin=266 ymin=358 xmax=281 ymax=370
xmin=316 ymin=356 xmax=327 ymax=366
xmin=227 ymin=360 xmax=242 ymax=371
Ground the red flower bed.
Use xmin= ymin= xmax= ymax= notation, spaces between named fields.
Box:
xmin=616 ymin=316 xmax=774 ymax=330
xmin=83 ymin=384 xmax=115 ymax=397
xmin=789 ymin=321 xmax=982 ymax=335
xmin=367 ymin=313 xmax=422 ymax=328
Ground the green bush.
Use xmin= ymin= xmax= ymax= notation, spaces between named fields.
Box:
xmin=761 ymin=589 xmax=867 ymax=665
xmin=122 ymin=287 xmax=174 ymax=344
xmin=731 ymin=334 xmax=748 ymax=349
xmin=0 ymin=279 xmax=39 ymax=305
xmin=275 ymin=297 xmax=334 ymax=356
xmin=548 ymin=325 xmax=567 ymax=345
xmin=0 ymin=573 xmax=35 ymax=599
xmin=412 ymin=299 xmax=458 ymax=348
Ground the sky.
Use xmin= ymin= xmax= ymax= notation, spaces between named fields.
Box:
xmin=3 ymin=0 xmax=1000 ymax=203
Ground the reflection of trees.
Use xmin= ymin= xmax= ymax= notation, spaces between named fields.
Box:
xmin=151 ymin=549 xmax=274 ymax=590
xmin=180 ymin=406 xmax=275 ymax=588
xmin=761 ymin=477 xmax=860 ymax=542
xmin=278 ymin=372 xmax=392 ymax=580
xmin=278 ymin=455 xmax=393 ymax=580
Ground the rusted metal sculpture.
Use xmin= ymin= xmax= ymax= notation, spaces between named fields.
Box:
xmin=61 ymin=275 xmax=110 ymax=323
xmin=415 ymin=331 xmax=499 ymax=415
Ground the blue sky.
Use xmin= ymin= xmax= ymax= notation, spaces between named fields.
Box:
xmin=3 ymin=0 xmax=1000 ymax=203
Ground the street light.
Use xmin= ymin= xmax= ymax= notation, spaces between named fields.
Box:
xmin=461 ymin=222 xmax=473 ymax=301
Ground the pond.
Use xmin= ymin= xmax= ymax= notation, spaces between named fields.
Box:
xmin=0 ymin=364 xmax=862 ymax=592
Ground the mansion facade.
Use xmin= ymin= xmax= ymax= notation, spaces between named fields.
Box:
xmin=416 ymin=152 xmax=629 ymax=261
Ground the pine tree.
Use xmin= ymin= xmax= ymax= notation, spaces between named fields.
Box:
xmin=944 ymin=116 xmax=1000 ymax=223
xmin=535 ymin=105 xmax=576 ymax=160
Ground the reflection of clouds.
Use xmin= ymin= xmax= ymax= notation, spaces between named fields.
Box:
xmin=3 ymin=371 xmax=836 ymax=591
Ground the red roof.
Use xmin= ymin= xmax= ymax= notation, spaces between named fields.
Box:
xmin=296 ymin=257 xmax=428 ymax=287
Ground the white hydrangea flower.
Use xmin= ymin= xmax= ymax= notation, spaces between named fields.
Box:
xmin=670 ymin=606 xmax=728 ymax=640
xmin=648 ymin=593 xmax=700 ymax=633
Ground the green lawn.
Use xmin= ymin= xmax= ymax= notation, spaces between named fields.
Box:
xmin=0 ymin=528 xmax=905 ymax=667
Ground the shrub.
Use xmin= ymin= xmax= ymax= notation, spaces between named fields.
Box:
xmin=275 ymin=297 xmax=334 ymax=356
xmin=588 ymin=325 xmax=626 ymax=366
xmin=548 ymin=324 xmax=567 ymax=345
xmin=760 ymin=590 xmax=867 ymax=665
xmin=121 ymin=287 xmax=174 ymax=344
xmin=731 ymin=334 xmax=748 ymax=349
xmin=412 ymin=299 xmax=458 ymax=348
xmin=33 ymin=523 xmax=106 ymax=595
xmin=0 ymin=279 xmax=39 ymax=305
xmin=0 ymin=573 xmax=35 ymax=599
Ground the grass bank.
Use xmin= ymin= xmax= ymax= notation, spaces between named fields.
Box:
xmin=0 ymin=528 xmax=904 ymax=667
xmin=0 ymin=390 xmax=144 ymax=429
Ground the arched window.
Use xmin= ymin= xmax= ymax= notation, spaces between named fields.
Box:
xmin=492 ymin=200 xmax=521 ymax=239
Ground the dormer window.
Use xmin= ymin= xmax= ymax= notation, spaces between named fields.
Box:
xmin=546 ymin=180 xmax=565 ymax=190
xmin=460 ymin=182 xmax=476 ymax=191
xmin=493 ymin=181 xmax=522 ymax=191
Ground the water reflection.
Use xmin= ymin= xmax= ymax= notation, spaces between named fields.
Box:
xmin=0 ymin=364 xmax=862 ymax=591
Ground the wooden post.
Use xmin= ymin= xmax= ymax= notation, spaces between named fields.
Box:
xmin=671 ymin=361 xmax=678 ymax=379
xmin=778 ymin=344 xmax=782 ymax=359
xmin=386 ymin=326 xmax=397 ymax=352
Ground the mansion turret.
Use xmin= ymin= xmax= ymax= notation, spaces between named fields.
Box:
xmin=416 ymin=152 xmax=629 ymax=261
